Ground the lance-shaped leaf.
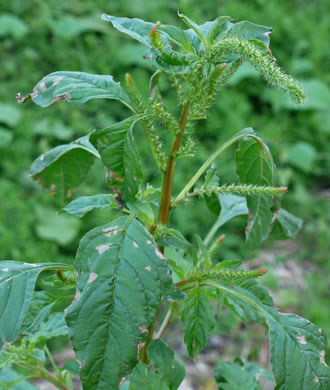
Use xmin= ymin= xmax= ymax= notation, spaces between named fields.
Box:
xmin=212 ymin=279 xmax=330 ymax=390
xmin=17 ymin=71 xmax=133 ymax=109
xmin=90 ymin=115 xmax=146 ymax=202
xmin=65 ymin=215 xmax=173 ymax=390
xmin=0 ymin=261 xmax=72 ymax=348
xmin=62 ymin=194 xmax=118 ymax=218
xmin=236 ymin=133 xmax=275 ymax=247
xmin=182 ymin=287 xmax=215 ymax=357
xmin=31 ymin=135 xmax=98 ymax=204
xmin=271 ymin=208 xmax=303 ymax=240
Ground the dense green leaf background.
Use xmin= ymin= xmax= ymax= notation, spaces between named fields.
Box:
xmin=0 ymin=0 xmax=329 ymax=385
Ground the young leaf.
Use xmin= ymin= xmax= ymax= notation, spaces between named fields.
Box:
xmin=271 ymin=208 xmax=303 ymax=240
xmin=29 ymin=313 xmax=68 ymax=344
xmin=127 ymin=198 xmax=155 ymax=228
xmin=156 ymin=228 xmax=191 ymax=252
xmin=147 ymin=339 xmax=185 ymax=390
xmin=204 ymin=194 xmax=248 ymax=246
xmin=227 ymin=21 xmax=273 ymax=47
xmin=130 ymin=362 xmax=170 ymax=390
xmin=182 ymin=287 xmax=216 ymax=357
xmin=178 ymin=12 xmax=208 ymax=51
xmin=151 ymin=49 xmax=195 ymax=74
xmin=17 ymin=71 xmax=133 ymax=109
xmin=236 ymin=134 xmax=275 ymax=247
xmin=62 ymin=194 xmax=118 ymax=218
xmin=90 ymin=115 xmax=147 ymax=202
xmin=158 ymin=24 xmax=194 ymax=52
xmin=205 ymin=16 xmax=232 ymax=44
xmin=0 ymin=262 xmax=72 ymax=348
xmin=31 ymin=135 xmax=98 ymax=204
xmin=214 ymin=360 xmax=259 ymax=390
xmin=65 ymin=215 xmax=173 ymax=390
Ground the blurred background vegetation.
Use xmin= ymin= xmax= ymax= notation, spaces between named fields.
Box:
xmin=1 ymin=0 xmax=329 ymax=386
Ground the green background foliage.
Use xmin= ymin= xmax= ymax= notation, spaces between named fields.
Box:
xmin=1 ymin=0 xmax=329 ymax=384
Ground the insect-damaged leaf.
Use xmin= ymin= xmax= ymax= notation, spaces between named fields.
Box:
xmin=0 ymin=261 xmax=72 ymax=348
xmin=215 ymin=279 xmax=330 ymax=390
xmin=90 ymin=115 xmax=146 ymax=202
xmin=236 ymin=131 xmax=275 ymax=247
xmin=182 ymin=287 xmax=215 ymax=358
xmin=65 ymin=215 xmax=173 ymax=390
xmin=30 ymin=135 xmax=98 ymax=205
xmin=17 ymin=71 xmax=132 ymax=109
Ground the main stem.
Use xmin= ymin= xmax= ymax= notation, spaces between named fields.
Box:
xmin=158 ymin=103 xmax=190 ymax=227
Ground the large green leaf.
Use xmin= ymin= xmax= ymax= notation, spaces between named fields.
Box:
xmin=90 ymin=115 xmax=146 ymax=202
xmin=65 ymin=215 xmax=173 ymax=390
xmin=227 ymin=21 xmax=272 ymax=46
xmin=62 ymin=194 xmax=118 ymax=218
xmin=211 ymin=280 xmax=330 ymax=390
xmin=0 ymin=261 xmax=72 ymax=348
xmin=17 ymin=71 xmax=132 ymax=109
xmin=30 ymin=135 xmax=98 ymax=204
xmin=236 ymin=133 xmax=275 ymax=247
xmin=182 ymin=287 xmax=215 ymax=357
xmin=271 ymin=208 xmax=303 ymax=240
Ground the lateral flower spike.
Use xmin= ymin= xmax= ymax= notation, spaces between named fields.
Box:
xmin=149 ymin=22 xmax=165 ymax=51
xmin=195 ymin=184 xmax=287 ymax=198
xmin=206 ymin=37 xmax=306 ymax=104
xmin=208 ymin=268 xmax=268 ymax=282
xmin=125 ymin=73 xmax=134 ymax=88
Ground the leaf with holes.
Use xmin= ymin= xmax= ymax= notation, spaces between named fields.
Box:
xmin=17 ymin=71 xmax=133 ymax=109
xmin=90 ymin=115 xmax=146 ymax=202
xmin=65 ymin=215 xmax=173 ymax=389
xmin=182 ymin=287 xmax=215 ymax=357
xmin=236 ymin=133 xmax=275 ymax=247
xmin=0 ymin=261 xmax=72 ymax=348
xmin=31 ymin=135 xmax=98 ymax=204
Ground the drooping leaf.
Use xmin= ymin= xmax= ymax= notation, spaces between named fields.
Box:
xmin=62 ymin=194 xmax=118 ymax=218
xmin=236 ymin=133 xmax=275 ymax=247
xmin=227 ymin=21 xmax=273 ymax=47
xmin=213 ymin=279 xmax=330 ymax=389
xmin=147 ymin=339 xmax=185 ymax=390
xmin=102 ymin=14 xmax=156 ymax=48
xmin=30 ymin=135 xmax=98 ymax=204
xmin=214 ymin=360 xmax=259 ymax=390
xmin=17 ymin=71 xmax=132 ymax=109
xmin=65 ymin=215 xmax=173 ymax=390
xmin=0 ymin=261 xmax=72 ymax=348
xmin=182 ymin=287 xmax=216 ymax=357
xmin=271 ymin=208 xmax=303 ymax=240
xmin=90 ymin=115 xmax=146 ymax=202
xmin=130 ymin=362 xmax=170 ymax=390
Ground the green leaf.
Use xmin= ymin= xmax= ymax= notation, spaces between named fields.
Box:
xmin=0 ymin=367 xmax=38 ymax=389
xmin=157 ymin=229 xmax=191 ymax=252
xmin=287 ymin=142 xmax=317 ymax=173
xmin=0 ymin=104 xmax=22 ymax=127
xmin=29 ymin=313 xmax=68 ymax=343
xmin=0 ymin=14 xmax=28 ymax=39
xmin=30 ymin=135 xmax=98 ymax=204
xmin=211 ymin=280 xmax=330 ymax=389
xmin=271 ymin=208 xmax=303 ymax=240
xmin=158 ymin=24 xmax=194 ymax=52
xmin=214 ymin=360 xmax=259 ymax=390
xmin=127 ymin=199 xmax=155 ymax=227
xmin=151 ymin=49 xmax=195 ymax=74
xmin=102 ymin=14 xmax=156 ymax=48
xmin=266 ymin=309 xmax=330 ymax=390
xmin=182 ymin=287 xmax=215 ymax=357
xmin=212 ymin=260 xmax=241 ymax=271
xmin=65 ymin=215 xmax=173 ymax=389
xmin=205 ymin=16 xmax=232 ymax=44
xmin=147 ymin=340 xmax=185 ymax=390
xmin=51 ymin=15 xmax=107 ymax=40
xmin=0 ymin=261 xmax=72 ymax=348
xmin=228 ymin=21 xmax=273 ymax=47
xmin=18 ymin=71 xmax=132 ymax=109
xmin=90 ymin=115 xmax=147 ymax=202
xmin=236 ymin=133 xmax=275 ymax=247
xmin=204 ymin=194 xmax=248 ymax=246
xmin=178 ymin=12 xmax=208 ymax=50
xmin=62 ymin=194 xmax=118 ymax=218
xmin=130 ymin=362 xmax=170 ymax=390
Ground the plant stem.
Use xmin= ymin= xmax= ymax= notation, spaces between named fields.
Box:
xmin=156 ymin=302 xmax=176 ymax=339
xmin=45 ymin=345 xmax=60 ymax=375
xmin=158 ymin=103 xmax=190 ymax=226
